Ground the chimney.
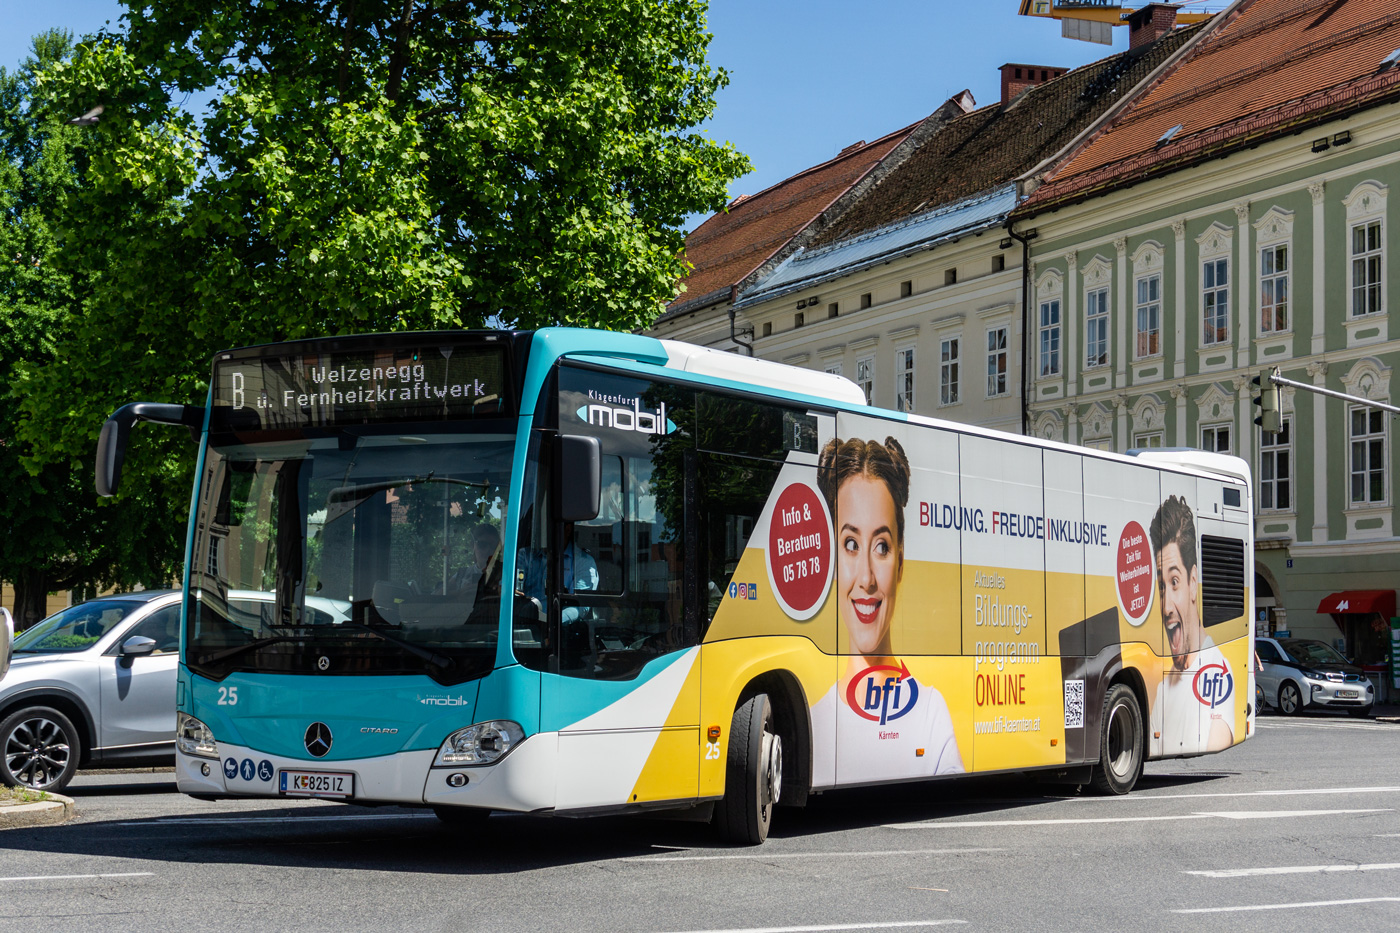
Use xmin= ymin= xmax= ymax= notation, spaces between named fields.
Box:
xmin=999 ymin=63 xmax=1068 ymax=105
xmin=1128 ymin=3 xmax=1179 ymax=50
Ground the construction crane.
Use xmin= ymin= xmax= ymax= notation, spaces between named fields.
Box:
xmin=1018 ymin=1 xmax=1223 ymax=44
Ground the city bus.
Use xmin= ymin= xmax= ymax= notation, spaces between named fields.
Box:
xmin=96 ymin=328 xmax=1255 ymax=844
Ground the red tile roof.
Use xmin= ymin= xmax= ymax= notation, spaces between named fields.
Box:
xmin=663 ymin=122 xmax=920 ymax=317
xmin=1022 ymin=0 xmax=1400 ymax=212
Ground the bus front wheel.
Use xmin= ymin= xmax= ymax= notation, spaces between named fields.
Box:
xmin=715 ymin=693 xmax=782 ymax=845
xmin=1090 ymin=684 xmax=1143 ymax=796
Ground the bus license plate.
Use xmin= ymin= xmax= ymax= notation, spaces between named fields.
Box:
xmin=280 ymin=770 xmax=354 ymax=798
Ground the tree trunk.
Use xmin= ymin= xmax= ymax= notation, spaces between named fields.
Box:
xmin=12 ymin=568 xmax=52 ymax=631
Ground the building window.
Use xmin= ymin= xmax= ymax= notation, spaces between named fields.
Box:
xmin=1350 ymin=406 xmax=1386 ymax=504
xmin=1085 ymin=286 xmax=1109 ymax=368
xmin=794 ymin=312 xmax=805 ymax=328
xmin=206 ymin=535 xmax=221 ymax=577
xmin=940 ymin=337 xmax=959 ymax=405
xmin=986 ymin=326 xmax=1008 ymax=397
xmin=1133 ymin=432 xmax=1164 ymax=449
xmin=828 ymin=302 xmax=839 ymax=319
xmin=860 ymin=293 xmax=872 ymax=310
xmin=1260 ymin=245 xmax=1288 ymax=333
xmin=900 ymin=281 xmax=913 ymax=298
xmin=761 ymin=322 xmax=772 ymax=337
xmin=1202 ymin=258 xmax=1229 ymax=345
xmin=824 ymin=361 xmax=842 ymax=377
xmin=1260 ymin=419 xmax=1291 ymax=511
xmin=944 ymin=268 xmax=958 ymax=286
xmin=895 ymin=347 xmax=915 ymax=412
xmin=1136 ymin=274 xmax=1161 ymax=358
xmin=1083 ymin=438 xmax=1113 ymax=452
xmin=1201 ymin=423 xmax=1231 ymax=455
xmin=992 ymin=254 xmax=1005 ymax=273
xmin=1351 ymin=221 xmax=1383 ymax=317
xmin=1039 ymin=298 xmax=1061 ymax=377
xmin=856 ymin=357 xmax=874 ymax=405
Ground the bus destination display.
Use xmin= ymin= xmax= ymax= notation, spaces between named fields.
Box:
xmin=212 ymin=344 xmax=509 ymax=428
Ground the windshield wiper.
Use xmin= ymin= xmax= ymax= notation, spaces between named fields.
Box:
xmin=338 ymin=622 xmax=453 ymax=669
xmin=198 ymin=635 xmax=305 ymax=666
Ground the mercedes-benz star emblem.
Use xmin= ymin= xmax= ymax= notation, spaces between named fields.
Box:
xmin=316 ymin=656 xmax=330 ymax=671
xmin=304 ymin=722 xmax=333 ymax=758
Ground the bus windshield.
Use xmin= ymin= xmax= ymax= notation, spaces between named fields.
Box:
xmin=188 ymin=425 xmax=514 ymax=686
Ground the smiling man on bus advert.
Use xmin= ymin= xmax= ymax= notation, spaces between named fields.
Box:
xmin=1149 ymin=495 xmax=1234 ymax=754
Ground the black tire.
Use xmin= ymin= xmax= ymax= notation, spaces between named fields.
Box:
xmin=1278 ymin=681 xmax=1302 ymax=716
xmin=715 ymin=693 xmax=782 ymax=845
xmin=432 ymin=806 xmax=491 ymax=828
xmin=0 ymin=706 xmax=81 ymax=793
xmin=1089 ymin=684 xmax=1143 ymax=796
xmin=1348 ymin=705 xmax=1374 ymax=719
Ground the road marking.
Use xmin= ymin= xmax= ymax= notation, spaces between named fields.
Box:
xmin=1187 ymin=862 xmax=1400 ymax=878
xmin=1073 ymin=785 xmax=1400 ymax=802
xmin=886 ymin=808 xmax=1388 ymax=829
xmin=118 ymin=813 xmax=433 ymax=826
xmin=1173 ymin=896 xmax=1400 ymax=914
xmin=656 ymin=923 xmax=967 ymax=933
xmin=0 ymin=872 xmax=153 ymax=883
xmin=626 ymin=848 xmax=1001 ymax=863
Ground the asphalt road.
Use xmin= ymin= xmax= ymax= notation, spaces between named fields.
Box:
xmin=2 ymin=711 xmax=1399 ymax=933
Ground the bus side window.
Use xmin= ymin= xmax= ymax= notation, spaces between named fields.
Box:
xmin=698 ymin=453 xmax=782 ymax=632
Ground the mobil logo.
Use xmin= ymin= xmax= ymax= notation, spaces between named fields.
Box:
xmin=1192 ymin=662 xmax=1234 ymax=709
xmin=845 ymin=661 xmax=920 ymax=726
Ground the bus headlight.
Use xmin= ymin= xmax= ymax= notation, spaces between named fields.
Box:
xmin=176 ymin=713 xmax=219 ymax=759
xmin=434 ymin=721 xmax=525 ymax=766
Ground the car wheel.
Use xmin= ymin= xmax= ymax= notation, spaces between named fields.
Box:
xmin=1090 ymin=684 xmax=1143 ymax=796
xmin=0 ymin=706 xmax=81 ymax=793
xmin=715 ymin=693 xmax=782 ymax=845
xmin=1348 ymin=705 xmax=1373 ymax=719
xmin=1278 ymin=681 xmax=1302 ymax=716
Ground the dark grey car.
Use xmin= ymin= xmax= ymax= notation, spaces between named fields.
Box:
xmin=0 ymin=591 xmax=181 ymax=792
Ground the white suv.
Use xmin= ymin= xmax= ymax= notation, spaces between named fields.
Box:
xmin=1256 ymin=635 xmax=1374 ymax=718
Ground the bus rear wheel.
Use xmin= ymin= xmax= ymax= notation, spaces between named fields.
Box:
xmin=1090 ymin=684 xmax=1143 ymax=796
xmin=715 ymin=693 xmax=782 ymax=845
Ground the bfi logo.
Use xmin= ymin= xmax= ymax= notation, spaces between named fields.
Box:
xmin=845 ymin=663 xmax=920 ymax=726
xmin=1192 ymin=663 xmax=1234 ymax=709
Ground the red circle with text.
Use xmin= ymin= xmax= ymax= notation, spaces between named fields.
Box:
xmin=1116 ymin=520 xmax=1154 ymax=626
xmin=766 ymin=482 xmax=832 ymax=620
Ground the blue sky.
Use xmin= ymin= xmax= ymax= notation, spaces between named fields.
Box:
xmin=2 ymin=1 xmax=1191 ymax=222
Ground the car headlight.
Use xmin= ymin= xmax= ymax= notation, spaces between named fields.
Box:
xmin=434 ymin=721 xmax=525 ymax=767
xmin=176 ymin=713 xmax=219 ymax=759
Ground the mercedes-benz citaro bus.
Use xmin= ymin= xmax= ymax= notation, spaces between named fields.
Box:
xmin=95 ymin=328 xmax=1256 ymax=844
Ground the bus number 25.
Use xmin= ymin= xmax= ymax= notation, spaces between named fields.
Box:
xmin=705 ymin=740 xmax=722 ymax=760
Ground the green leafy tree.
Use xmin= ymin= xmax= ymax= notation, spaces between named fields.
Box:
xmin=0 ymin=32 xmax=185 ymax=626
xmin=19 ymin=0 xmax=749 ymax=487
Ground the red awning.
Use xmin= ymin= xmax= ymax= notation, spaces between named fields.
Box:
xmin=1317 ymin=590 xmax=1396 ymax=616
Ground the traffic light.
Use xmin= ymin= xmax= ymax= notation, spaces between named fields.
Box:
xmin=1252 ymin=368 xmax=1281 ymax=434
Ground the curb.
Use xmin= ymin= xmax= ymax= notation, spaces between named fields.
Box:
xmin=0 ymin=793 xmax=75 ymax=830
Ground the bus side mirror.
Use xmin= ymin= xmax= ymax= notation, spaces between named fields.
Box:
xmin=95 ymin=403 xmax=206 ymax=497
xmin=556 ymin=434 xmax=601 ymax=522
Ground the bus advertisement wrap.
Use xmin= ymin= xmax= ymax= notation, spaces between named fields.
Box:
xmin=700 ymin=409 xmax=1249 ymax=786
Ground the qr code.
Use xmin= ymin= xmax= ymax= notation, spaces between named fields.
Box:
xmin=1064 ymin=680 xmax=1085 ymax=729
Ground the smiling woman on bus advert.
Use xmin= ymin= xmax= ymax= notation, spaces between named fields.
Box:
xmin=811 ymin=435 xmax=963 ymax=781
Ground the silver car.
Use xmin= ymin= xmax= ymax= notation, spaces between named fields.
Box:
xmin=1256 ymin=635 xmax=1375 ymax=717
xmin=0 ymin=591 xmax=181 ymax=792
